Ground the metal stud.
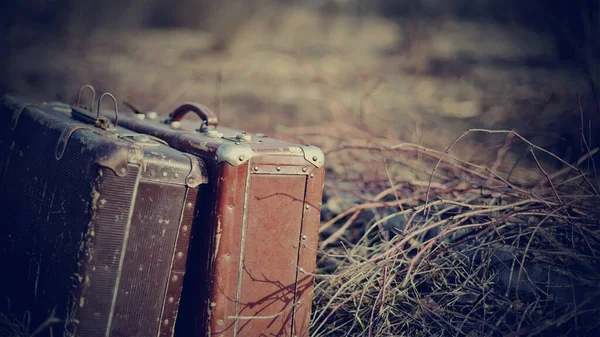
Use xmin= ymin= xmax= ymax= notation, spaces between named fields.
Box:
xmin=310 ymin=173 xmax=314 ymax=178
xmin=254 ymin=166 xmax=259 ymax=171
xmin=239 ymin=156 xmax=244 ymax=161
xmin=276 ymin=166 xmax=281 ymax=171
xmin=302 ymin=167 xmax=307 ymax=172
xmin=305 ymin=205 xmax=310 ymax=209
xmin=302 ymin=235 xmax=307 ymax=240
xmin=162 ymin=171 xmax=168 ymax=177
xmin=312 ymin=156 xmax=318 ymax=161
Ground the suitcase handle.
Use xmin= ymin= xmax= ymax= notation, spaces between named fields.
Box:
xmin=97 ymin=93 xmax=119 ymax=127
xmin=75 ymin=84 xmax=96 ymax=111
xmin=166 ymin=103 xmax=218 ymax=130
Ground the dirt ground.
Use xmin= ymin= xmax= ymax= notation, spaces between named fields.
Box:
xmin=2 ymin=3 xmax=598 ymax=177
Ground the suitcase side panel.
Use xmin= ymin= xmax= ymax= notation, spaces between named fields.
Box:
xmin=174 ymin=178 xmax=218 ymax=337
xmin=72 ymin=164 xmax=141 ymax=337
xmin=109 ymin=181 xmax=187 ymax=336
xmin=161 ymin=186 xmax=200 ymax=337
xmin=293 ymin=166 xmax=325 ymax=337
xmin=234 ymin=174 xmax=308 ymax=337
xmin=0 ymin=132 xmax=99 ymax=333
xmin=206 ymin=163 xmax=249 ymax=337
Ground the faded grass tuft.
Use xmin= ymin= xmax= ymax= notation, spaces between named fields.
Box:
xmin=275 ymin=91 xmax=600 ymax=336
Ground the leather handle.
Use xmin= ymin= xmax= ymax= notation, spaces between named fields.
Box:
xmin=167 ymin=103 xmax=218 ymax=129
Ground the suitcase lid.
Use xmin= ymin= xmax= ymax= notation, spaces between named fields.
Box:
xmin=106 ymin=102 xmax=325 ymax=169
xmin=1 ymin=94 xmax=208 ymax=187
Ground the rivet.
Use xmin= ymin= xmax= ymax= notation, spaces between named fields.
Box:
xmin=177 ymin=252 xmax=184 ymax=258
xmin=163 ymin=319 xmax=170 ymax=325
xmin=120 ymin=168 xmax=126 ymax=174
xmin=147 ymin=111 xmax=158 ymax=120
xmin=235 ymin=142 xmax=240 ymax=145
xmin=302 ymin=235 xmax=307 ymax=240
xmin=171 ymin=121 xmax=181 ymax=129
xmin=162 ymin=171 xmax=168 ymax=177
xmin=187 ymin=202 xmax=193 ymax=208
xmin=172 ymin=275 xmax=179 ymax=282
xmin=174 ymin=172 xmax=179 ymax=178
xmin=276 ymin=166 xmax=281 ymax=171
xmin=182 ymin=225 xmax=188 ymax=232
xmin=187 ymin=178 xmax=195 ymax=184
xmin=239 ymin=156 xmax=244 ymax=161
xmin=210 ymin=302 xmax=217 ymax=307
xmin=218 ymin=319 xmax=224 ymax=325
xmin=312 ymin=156 xmax=318 ymax=161
xmin=299 ymin=267 xmax=305 ymax=273
xmin=305 ymin=205 xmax=310 ymax=209
xmin=254 ymin=166 xmax=259 ymax=171
xmin=168 ymin=297 xmax=175 ymax=303
xmin=134 ymin=135 xmax=149 ymax=142
xmin=310 ymin=173 xmax=314 ymax=178
xmin=302 ymin=167 xmax=307 ymax=172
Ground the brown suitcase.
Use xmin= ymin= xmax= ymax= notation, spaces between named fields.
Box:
xmin=0 ymin=92 xmax=208 ymax=337
xmin=109 ymin=103 xmax=325 ymax=337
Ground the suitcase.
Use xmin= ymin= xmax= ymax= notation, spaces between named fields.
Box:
xmin=109 ymin=102 xmax=326 ymax=337
xmin=0 ymin=91 xmax=208 ymax=337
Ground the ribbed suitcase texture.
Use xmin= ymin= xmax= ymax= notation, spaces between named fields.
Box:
xmin=0 ymin=94 xmax=208 ymax=337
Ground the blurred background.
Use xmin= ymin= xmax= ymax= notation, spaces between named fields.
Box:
xmin=0 ymin=0 xmax=598 ymax=157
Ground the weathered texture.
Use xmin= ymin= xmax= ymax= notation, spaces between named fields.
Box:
xmin=110 ymin=103 xmax=326 ymax=337
xmin=0 ymin=94 xmax=208 ymax=337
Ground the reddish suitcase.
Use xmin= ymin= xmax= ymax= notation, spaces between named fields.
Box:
xmin=0 ymin=92 xmax=208 ymax=337
xmin=109 ymin=103 xmax=325 ymax=337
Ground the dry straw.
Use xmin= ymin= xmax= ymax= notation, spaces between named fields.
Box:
xmin=277 ymin=100 xmax=600 ymax=337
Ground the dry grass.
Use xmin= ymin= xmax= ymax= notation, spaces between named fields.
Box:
xmin=0 ymin=309 xmax=60 ymax=337
xmin=272 ymin=100 xmax=600 ymax=336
